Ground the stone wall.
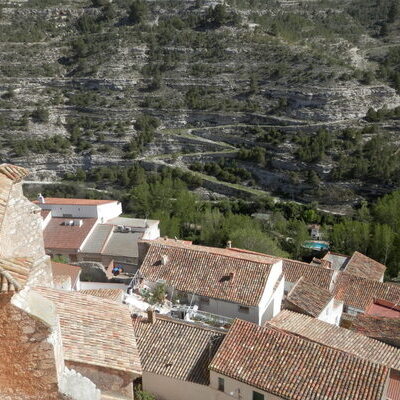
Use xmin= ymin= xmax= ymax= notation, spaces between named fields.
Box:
xmin=0 ymin=180 xmax=54 ymax=288
xmin=0 ymin=292 xmax=63 ymax=400
xmin=27 ymin=256 xmax=54 ymax=288
xmin=0 ymin=181 xmax=46 ymax=260
xmin=66 ymin=361 xmax=134 ymax=399
xmin=59 ymin=368 xmax=101 ymax=400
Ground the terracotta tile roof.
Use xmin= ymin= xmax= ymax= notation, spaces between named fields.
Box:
xmin=132 ymin=314 xmax=224 ymax=385
xmin=344 ymin=251 xmax=386 ymax=281
xmin=282 ymin=259 xmax=335 ymax=290
xmin=34 ymin=287 xmax=141 ymax=375
xmin=351 ymin=315 xmax=400 ymax=347
xmin=0 ymin=257 xmax=32 ymax=290
xmin=210 ymin=319 xmax=389 ymax=400
xmin=43 ymin=217 xmax=97 ymax=251
xmin=226 ymin=247 xmax=336 ymax=289
xmin=333 ymin=272 xmax=400 ymax=311
xmin=0 ymin=267 xmax=21 ymax=292
xmin=140 ymin=241 xmax=275 ymax=306
xmin=0 ymin=163 xmax=29 ymax=182
xmin=366 ymin=299 xmax=400 ymax=318
xmin=388 ymin=370 xmax=400 ymax=400
xmin=152 ymin=239 xmax=277 ymax=264
xmin=35 ymin=198 xmax=117 ymax=205
xmin=269 ymin=310 xmax=400 ymax=370
xmin=286 ymin=277 xmax=333 ymax=317
xmin=80 ymin=289 xmax=125 ymax=302
xmin=51 ymin=262 xmax=81 ymax=287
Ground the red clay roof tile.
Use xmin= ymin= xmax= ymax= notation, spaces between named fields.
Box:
xmin=286 ymin=277 xmax=333 ymax=317
xmin=351 ymin=314 xmax=400 ymax=347
xmin=35 ymin=198 xmax=116 ymax=206
xmin=43 ymin=217 xmax=97 ymax=251
xmin=269 ymin=310 xmax=400 ymax=370
xmin=34 ymin=287 xmax=141 ymax=375
xmin=140 ymin=241 xmax=275 ymax=306
xmin=333 ymin=272 xmax=400 ymax=311
xmin=210 ymin=319 xmax=389 ymax=400
xmin=345 ymin=251 xmax=386 ymax=281
xmin=132 ymin=315 xmax=224 ymax=385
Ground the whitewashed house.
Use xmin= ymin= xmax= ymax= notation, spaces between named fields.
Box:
xmin=36 ymin=196 xmax=122 ymax=222
xmin=138 ymin=239 xmax=284 ymax=325
xmin=209 ymin=319 xmax=391 ymax=400
xmin=285 ymin=277 xmax=343 ymax=325
xmin=35 ymin=196 xmax=160 ymax=271
xmin=133 ymin=313 xmax=392 ymax=400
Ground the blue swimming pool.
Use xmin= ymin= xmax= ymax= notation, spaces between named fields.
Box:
xmin=303 ymin=241 xmax=329 ymax=251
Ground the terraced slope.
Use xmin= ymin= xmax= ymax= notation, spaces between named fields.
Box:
xmin=1 ymin=0 xmax=400 ymax=211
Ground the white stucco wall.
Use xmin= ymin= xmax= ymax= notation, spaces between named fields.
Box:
xmin=142 ymin=223 xmax=160 ymax=240
xmin=318 ymin=299 xmax=343 ymax=325
xmin=42 ymin=210 xmax=52 ymax=229
xmin=192 ymin=294 xmax=259 ymax=324
xmin=259 ymin=275 xmax=284 ymax=325
xmin=257 ymin=260 xmax=283 ymax=325
xmin=98 ymin=202 xmax=122 ymax=221
xmin=39 ymin=202 xmax=121 ymax=220
xmin=79 ymin=282 xmax=129 ymax=290
xmin=210 ymin=372 xmax=283 ymax=400
xmin=283 ymin=280 xmax=295 ymax=295
xmin=143 ymin=372 xmax=215 ymax=400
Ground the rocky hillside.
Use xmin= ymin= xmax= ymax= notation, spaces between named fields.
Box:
xmin=1 ymin=0 xmax=400 ymax=212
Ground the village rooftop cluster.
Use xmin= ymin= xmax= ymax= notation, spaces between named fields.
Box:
xmin=0 ymin=163 xmax=399 ymax=400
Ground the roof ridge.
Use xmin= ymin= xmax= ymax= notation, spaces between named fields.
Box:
xmin=273 ymin=310 xmax=400 ymax=355
xmin=151 ymin=241 xmax=275 ymax=266
xmin=211 ymin=318 xmax=389 ymax=400
xmin=145 ymin=314 xmax=226 ymax=333
xmin=0 ymin=164 xmax=29 ymax=182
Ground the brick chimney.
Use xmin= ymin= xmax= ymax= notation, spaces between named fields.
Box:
xmin=147 ymin=307 xmax=156 ymax=324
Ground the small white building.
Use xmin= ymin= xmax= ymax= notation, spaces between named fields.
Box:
xmin=309 ymin=224 xmax=322 ymax=240
xmin=35 ymin=196 xmax=122 ymax=222
xmin=35 ymin=197 xmax=160 ymax=270
xmin=138 ymin=239 xmax=284 ymax=325
xmin=285 ymin=277 xmax=343 ymax=325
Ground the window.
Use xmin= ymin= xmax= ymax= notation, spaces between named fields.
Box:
xmin=238 ymin=305 xmax=250 ymax=314
xmin=253 ymin=391 xmax=264 ymax=400
xmin=218 ymin=377 xmax=224 ymax=392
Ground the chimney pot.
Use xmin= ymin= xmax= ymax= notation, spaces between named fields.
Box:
xmin=227 ymin=240 xmax=232 ymax=248
xmin=37 ymin=193 xmax=45 ymax=204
